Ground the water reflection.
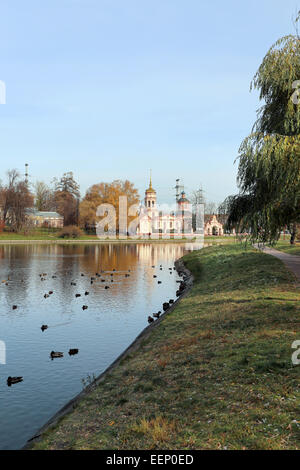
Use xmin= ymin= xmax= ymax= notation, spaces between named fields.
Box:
xmin=0 ymin=242 xmax=186 ymax=449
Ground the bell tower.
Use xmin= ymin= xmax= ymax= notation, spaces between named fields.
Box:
xmin=144 ymin=170 xmax=157 ymax=214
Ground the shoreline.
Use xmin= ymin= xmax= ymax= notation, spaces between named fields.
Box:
xmin=0 ymin=239 xmax=195 ymax=245
xmin=23 ymin=257 xmax=194 ymax=449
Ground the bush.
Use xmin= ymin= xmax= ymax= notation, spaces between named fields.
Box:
xmin=58 ymin=225 xmax=83 ymax=239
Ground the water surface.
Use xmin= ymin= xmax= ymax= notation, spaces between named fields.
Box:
xmin=0 ymin=243 xmax=186 ymax=449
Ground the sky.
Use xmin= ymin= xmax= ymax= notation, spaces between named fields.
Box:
xmin=0 ymin=0 xmax=299 ymax=205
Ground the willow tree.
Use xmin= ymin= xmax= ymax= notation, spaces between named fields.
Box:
xmin=225 ymin=25 xmax=300 ymax=243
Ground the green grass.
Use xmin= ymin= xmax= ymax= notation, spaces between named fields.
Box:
xmin=31 ymin=244 xmax=300 ymax=450
xmin=0 ymin=230 xmax=236 ymax=244
xmin=273 ymin=240 xmax=300 ymax=256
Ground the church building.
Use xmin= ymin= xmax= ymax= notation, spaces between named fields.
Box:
xmin=136 ymin=176 xmax=225 ymax=238
xmin=136 ymin=177 xmax=193 ymax=237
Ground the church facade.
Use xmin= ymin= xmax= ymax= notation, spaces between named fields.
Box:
xmin=136 ymin=178 xmax=193 ymax=237
xmin=136 ymin=177 xmax=224 ymax=237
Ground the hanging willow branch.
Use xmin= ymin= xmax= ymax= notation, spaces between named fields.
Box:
xmin=225 ymin=32 xmax=300 ymax=243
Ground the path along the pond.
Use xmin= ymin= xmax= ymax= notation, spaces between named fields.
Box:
xmin=256 ymin=245 xmax=300 ymax=284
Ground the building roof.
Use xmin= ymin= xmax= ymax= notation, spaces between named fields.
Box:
xmin=177 ymin=192 xmax=190 ymax=204
xmin=145 ymin=172 xmax=156 ymax=194
xmin=26 ymin=209 xmax=63 ymax=219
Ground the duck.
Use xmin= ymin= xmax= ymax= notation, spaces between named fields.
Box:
xmin=44 ymin=293 xmax=49 ymax=299
xmin=69 ymin=348 xmax=79 ymax=356
xmin=169 ymin=299 xmax=174 ymax=304
xmin=50 ymin=351 xmax=63 ymax=359
xmin=49 ymin=291 xmax=53 ymax=295
xmin=84 ymin=291 xmax=89 ymax=296
xmin=153 ymin=275 xmax=157 ymax=278
xmin=81 ymin=273 xmax=85 ymax=277
xmin=71 ymin=282 xmax=76 ymax=286
xmin=101 ymin=279 xmax=105 ymax=282
xmin=12 ymin=305 xmax=18 ymax=310
xmin=82 ymin=305 xmax=88 ymax=310
xmin=75 ymin=293 xmax=81 ymax=298
xmin=153 ymin=312 xmax=161 ymax=319
xmin=148 ymin=316 xmax=154 ymax=324
xmin=163 ymin=302 xmax=170 ymax=311
xmin=105 ymin=286 xmax=110 ymax=289
xmin=41 ymin=325 xmax=48 ymax=331
xmin=7 ymin=376 xmax=23 ymax=386
xmin=158 ymin=281 xmax=162 ymax=284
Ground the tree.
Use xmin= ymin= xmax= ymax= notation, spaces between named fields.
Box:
xmin=225 ymin=25 xmax=300 ymax=244
xmin=53 ymin=172 xmax=80 ymax=226
xmin=79 ymin=180 xmax=139 ymax=232
xmin=205 ymin=201 xmax=217 ymax=215
xmin=0 ymin=170 xmax=34 ymax=231
xmin=34 ymin=181 xmax=55 ymax=211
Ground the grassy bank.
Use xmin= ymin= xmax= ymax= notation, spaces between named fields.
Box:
xmin=0 ymin=232 xmax=234 ymax=244
xmin=274 ymin=240 xmax=300 ymax=256
xmin=31 ymin=244 xmax=300 ymax=450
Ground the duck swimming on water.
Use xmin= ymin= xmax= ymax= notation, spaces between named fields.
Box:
xmin=50 ymin=351 xmax=63 ymax=359
xmin=7 ymin=376 xmax=23 ymax=386
xmin=69 ymin=348 xmax=79 ymax=355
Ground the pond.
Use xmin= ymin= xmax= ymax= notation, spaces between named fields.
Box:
xmin=0 ymin=242 xmax=187 ymax=449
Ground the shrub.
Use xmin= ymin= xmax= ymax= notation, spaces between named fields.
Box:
xmin=58 ymin=225 xmax=83 ymax=239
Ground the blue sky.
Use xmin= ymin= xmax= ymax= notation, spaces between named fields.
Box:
xmin=0 ymin=0 xmax=299 ymax=204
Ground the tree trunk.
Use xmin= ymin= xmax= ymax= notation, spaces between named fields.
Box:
xmin=290 ymin=223 xmax=297 ymax=245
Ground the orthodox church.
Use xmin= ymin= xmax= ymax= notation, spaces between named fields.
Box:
xmin=136 ymin=176 xmax=194 ymax=237
xmin=136 ymin=176 xmax=224 ymax=238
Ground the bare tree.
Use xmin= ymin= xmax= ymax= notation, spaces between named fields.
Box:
xmin=0 ymin=170 xmax=34 ymax=231
xmin=34 ymin=181 xmax=55 ymax=211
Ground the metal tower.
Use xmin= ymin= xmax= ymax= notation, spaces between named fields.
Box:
xmin=174 ymin=178 xmax=184 ymax=203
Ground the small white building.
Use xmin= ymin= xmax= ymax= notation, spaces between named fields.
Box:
xmin=26 ymin=210 xmax=64 ymax=228
xmin=204 ymin=214 xmax=224 ymax=236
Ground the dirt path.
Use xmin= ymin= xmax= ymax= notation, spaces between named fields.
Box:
xmin=256 ymin=245 xmax=300 ymax=284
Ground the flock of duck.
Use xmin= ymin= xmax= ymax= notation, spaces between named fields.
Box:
xmin=2 ymin=263 xmax=188 ymax=387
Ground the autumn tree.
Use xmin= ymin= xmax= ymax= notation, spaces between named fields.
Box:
xmin=0 ymin=170 xmax=34 ymax=231
xmin=79 ymin=180 xmax=139 ymax=232
xmin=53 ymin=172 xmax=80 ymax=226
